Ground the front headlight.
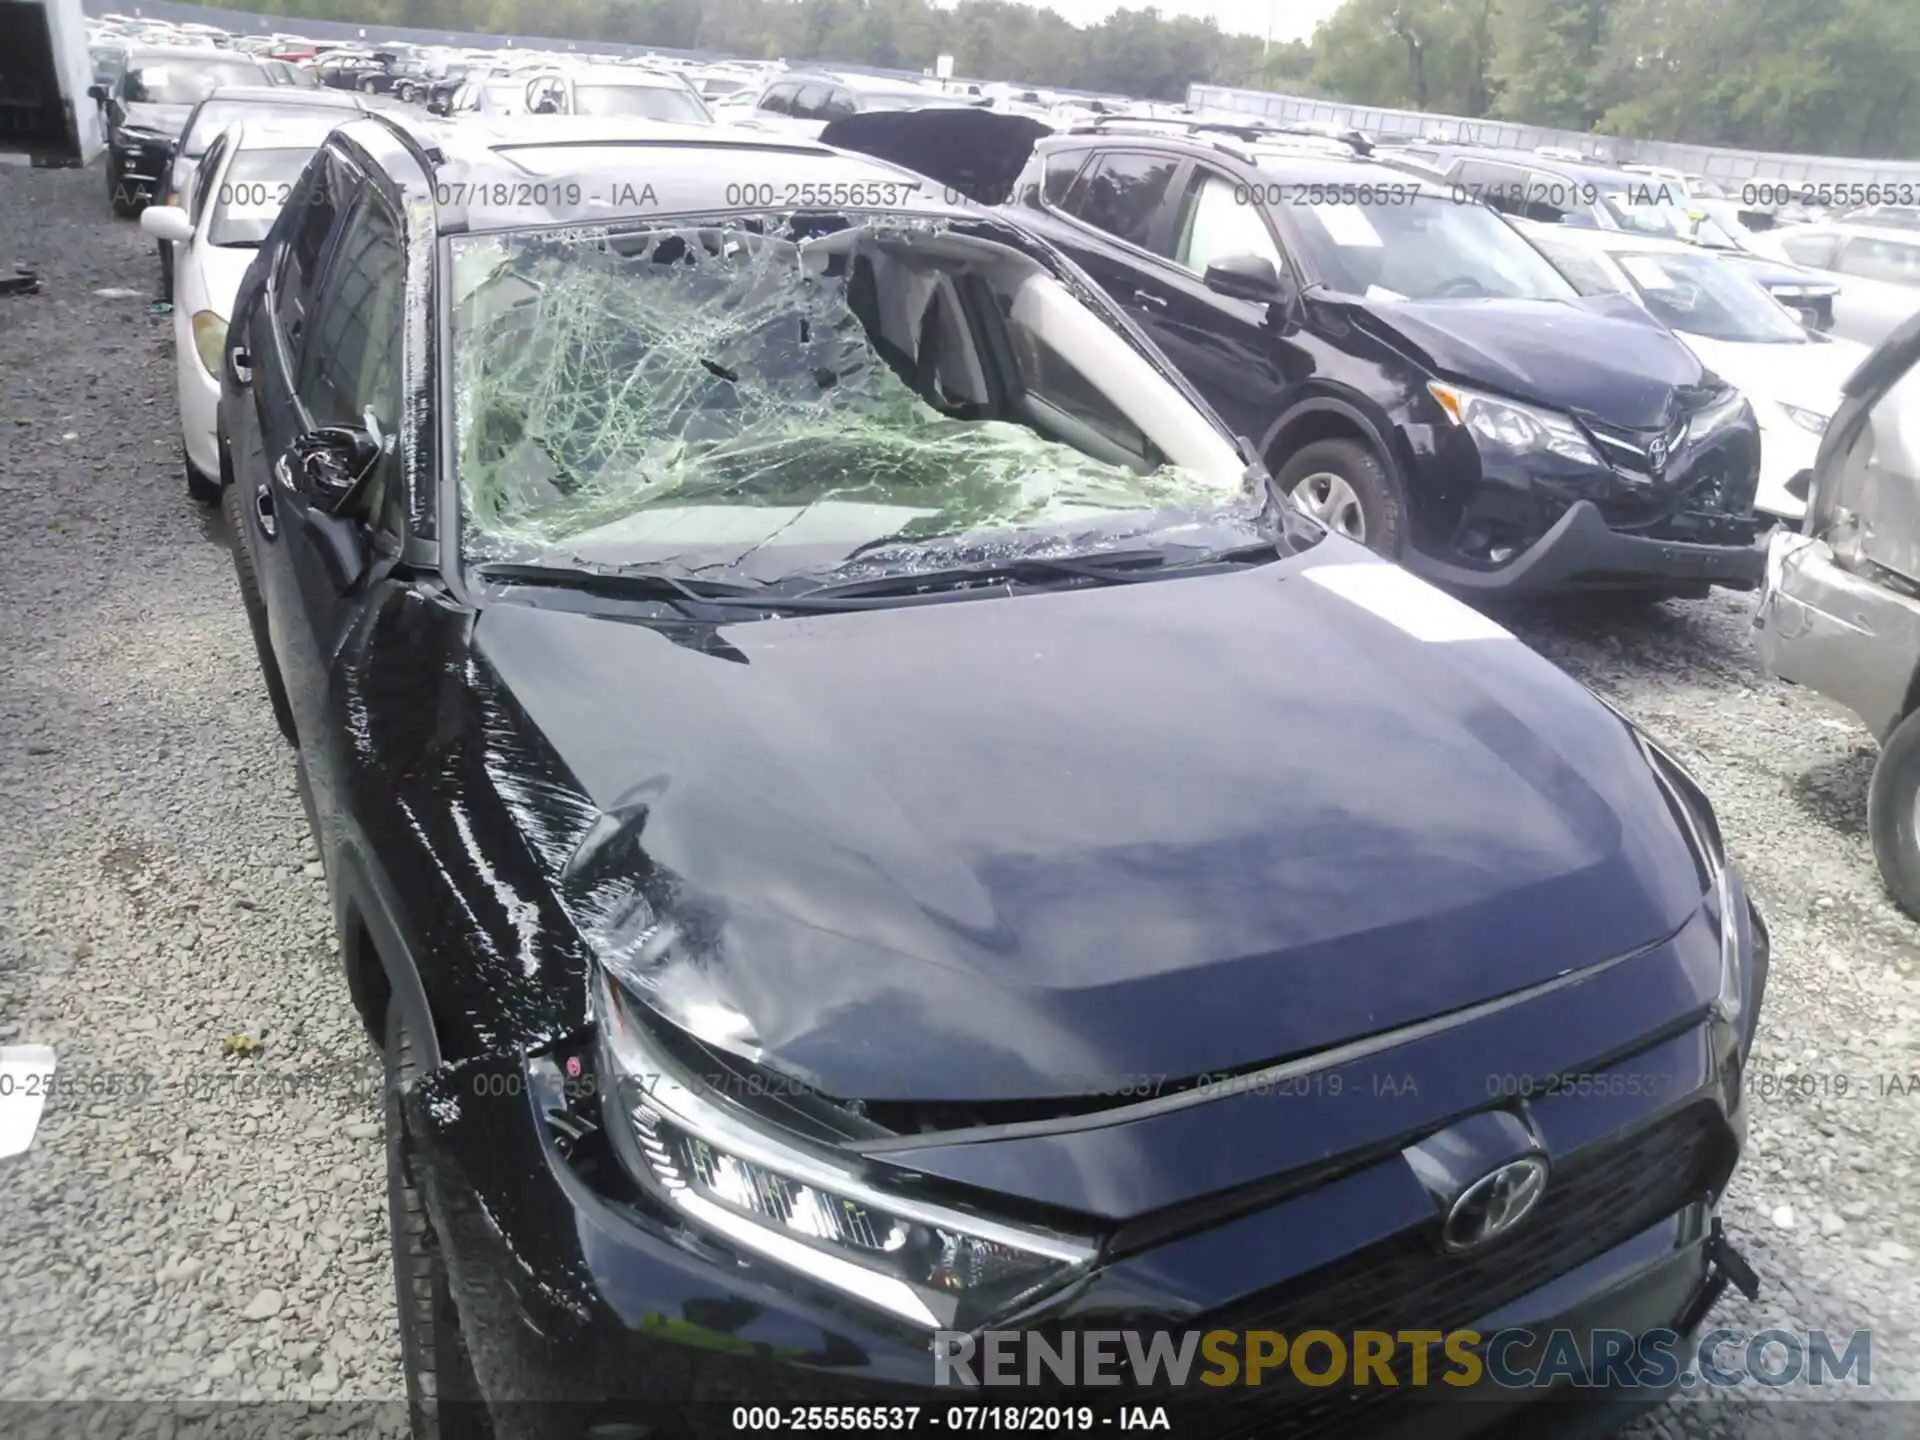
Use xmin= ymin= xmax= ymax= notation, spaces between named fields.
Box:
xmin=1632 ymin=728 xmax=1757 ymax=1048
xmin=595 ymin=972 xmax=1096 ymax=1330
xmin=1778 ymin=402 xmax=1829 ymax=435
xmin=191 ymin=311 xmax=227 ymax=377
xmin=1711 ymin=863 xmax=1749 ymax=1031
xmin=1427 ymin=380 xmax=1605 ymax=467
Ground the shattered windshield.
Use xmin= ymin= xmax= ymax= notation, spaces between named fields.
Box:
xmin=451 ymin=218 xmax=1250 ymax=584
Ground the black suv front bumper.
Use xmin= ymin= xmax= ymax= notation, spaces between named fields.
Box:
xmin=1405 ymin=500 xmax=1768 ymax=596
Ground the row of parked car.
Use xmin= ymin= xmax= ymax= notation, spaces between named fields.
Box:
xmin=89 ymin=26 xmax=1920 ymax=1439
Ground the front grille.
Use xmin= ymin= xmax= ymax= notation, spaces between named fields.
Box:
xmin=1166 ymin=1100 xmax=1735 ymax=1440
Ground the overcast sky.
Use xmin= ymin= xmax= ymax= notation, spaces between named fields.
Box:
xmin=1016 ymin=0 xmax=1344 ymax=42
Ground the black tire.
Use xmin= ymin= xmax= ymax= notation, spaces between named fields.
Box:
xmin=222 ymin=478 xmax=299 ymax=745
xmin=185 ymin=447 xmax=220 ymax=506
xmin=1868 ymin=707 xmax=1920 ymax=923
xmin=108 ymin=159 xmax=139 ymax=219
xmin=386 ymin=1006 xmax=493 ymax=1440
xmin=1271 ymin=438 xmax=1406 ymax=558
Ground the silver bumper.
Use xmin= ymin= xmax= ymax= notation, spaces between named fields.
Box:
xmin=1753 ymin=528 xmax=1920 ymax=742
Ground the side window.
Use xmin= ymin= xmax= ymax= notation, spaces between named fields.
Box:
xmin=1780 ymin=230 xmax=1842 ymax=269
xmin=821 ymin=88 xmax=857 ymax=120
xmin=272 ymin=150 xmax=356 ymax=350
xmin=1040 ymin=148 xmax=1087 ymax=207
xmin=757 ymin=83 xmax=793 ymax=115
xmin=528 ymin=76 xmax=564 ymax=114
xmin=189 ymin=135 xmax=228 ymax=224
xmin=294 ymin=192 xmax=407 ymax=533
xmin=1837 ymin=236 xmax=1920 ymax=285
xmin=1173 ymin=171 xmax=1283 ymax=275
xmin=789 ymin=84 xmax=833 ymax=120
xmin=1521 ymin=170 xmax=1577 ymax=223
xmin=1064 ymin=151 xmax=1180 ymax=253
xmin=1457 ymin=162 xmax=1527 ymax=216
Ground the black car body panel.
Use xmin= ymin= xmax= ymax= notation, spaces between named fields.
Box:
xmin=822 ymin=113 xmax=1766 ymax=596
xmin=1353 ymin=296 xmax=1696 ymax=429
xmin=471 ymin=562 xmax=1708 ymax=1107
xmin=219 ymin=112 xmax=1764 ymax=1435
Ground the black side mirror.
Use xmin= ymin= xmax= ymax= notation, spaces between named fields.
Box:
xmin=289 ymin=425 xmax=380 ymax=515
xmin=88 ymin=83 xmax=108 ymax=103
xmin=1203 ymin=253 xmax=1295 ymax=306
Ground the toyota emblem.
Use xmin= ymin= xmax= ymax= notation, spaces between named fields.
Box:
xmin=1647 ymin=436 xmax=1669 ymax=473
xmin=1441 ymin=1157 xmax=1549 ymax=1251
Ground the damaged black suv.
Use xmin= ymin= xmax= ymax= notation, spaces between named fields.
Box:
xmin=826 ymin=113 xmax=1768 ymax=599
xmin=219 ymin=110 xmax=1766 ymax=1439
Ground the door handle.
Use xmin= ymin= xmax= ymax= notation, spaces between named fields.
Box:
xmin=229 ymin=346 xmax=252 ymax=385
xmin=1131 ymin=289 xmax=1168 ymax=310
xmin=255 ymin=483 xmax=278 ymax=540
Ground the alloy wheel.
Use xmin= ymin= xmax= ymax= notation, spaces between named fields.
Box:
xmin=1290 ymin=471 xmax=1367 ymax=542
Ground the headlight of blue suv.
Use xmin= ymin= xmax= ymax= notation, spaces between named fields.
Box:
xmin=594 ymin=971 xmax=1097 ymax=1331
xmin=1630 ymin=727 xmax=1758 ymax=1051
xmin=1712 ymin=862 xmax=1751 ymax=1032
xmin=1427 ymin=380 xmax=1605 ymax=467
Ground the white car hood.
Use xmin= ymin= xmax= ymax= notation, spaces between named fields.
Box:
xmin=1679 ymin=331 xmax=1866 ymax=416
xmin=194 ymin=243 xmax=261 ymax=319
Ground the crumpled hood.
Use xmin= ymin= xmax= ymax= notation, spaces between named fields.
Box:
xmin=1680 ymin=332 xmax=1868 ymax=417
xmin=1359 ymin=295 xmax=1708 ymax=429
xmin=120 ymin=102 xmax=191 ymax=137
xmin=475 ymin=547 xmax=1706 ymax=1102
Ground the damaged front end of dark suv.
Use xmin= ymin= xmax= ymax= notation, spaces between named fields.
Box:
xmin=225 ymin=113 xmax=1767 ymax=1440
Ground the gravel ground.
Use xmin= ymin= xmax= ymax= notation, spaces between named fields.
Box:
xmin=0 ymin=160 xmax=1914 ymax=1437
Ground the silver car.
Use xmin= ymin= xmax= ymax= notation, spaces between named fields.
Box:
xmin=1746 ymin=220 xmax=1920 ymax=347
xmin=1753 ymin=314 xmax=1920 ymax=920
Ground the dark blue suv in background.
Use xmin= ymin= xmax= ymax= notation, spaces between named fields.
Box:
xmin=218 ymin=110 xmax=1766 ymax=1440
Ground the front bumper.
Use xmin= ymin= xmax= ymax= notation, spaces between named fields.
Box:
xmin=1753 ymin=528 xmax=1920 ymax=741
xmin=109 ymin=138 xmax=175 ymax=189
xmin=1405 ymin=499 xmax=1768 ymax=596
xmin=174 ymin=311 xmax=221 ymax=480
xmin=407 ymin=1013 xmax=1753 ymax=1440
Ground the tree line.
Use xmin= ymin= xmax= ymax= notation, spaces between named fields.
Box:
xmin=196 ymin=0 xmax=1920 ymax=159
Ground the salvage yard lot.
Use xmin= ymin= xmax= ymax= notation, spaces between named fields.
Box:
xmin=0 ymin=158 xmax=1914 ymax=1436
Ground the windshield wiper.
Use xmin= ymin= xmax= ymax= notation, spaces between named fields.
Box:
xmin=474 ymin=561 xmax=846 ymax=618
xmin=793 ymin=543 xmax=1280 ymax=602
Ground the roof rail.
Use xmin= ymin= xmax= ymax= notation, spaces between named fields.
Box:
xmin=360 ymin=107 xmax=445 ymax=170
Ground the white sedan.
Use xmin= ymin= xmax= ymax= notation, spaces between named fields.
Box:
xmin=141 ymin=113 xmax=342 ymax=503
xmin=1521 ymin=223 xmax=1869 ymax=522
